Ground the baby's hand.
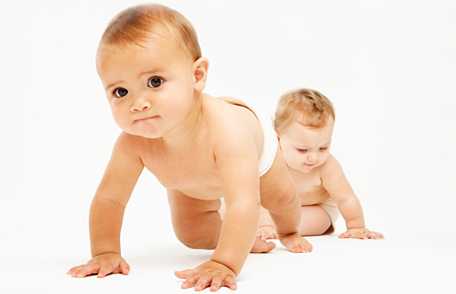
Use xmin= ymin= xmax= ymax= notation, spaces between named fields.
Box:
xmin=175 ymin=260 xmax=237 ymax=292
xmin=339 ymin=228 xmax=384 ymax=240
xmin=256 ymin=224 xmax=278 ymax=240
xmin=67 ymin=252 xmax=130 ymax=278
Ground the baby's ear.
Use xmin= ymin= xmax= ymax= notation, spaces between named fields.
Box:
xmin=192 ymin=57 xmax=209 ymax=92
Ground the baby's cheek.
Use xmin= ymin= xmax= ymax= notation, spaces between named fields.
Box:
xmin=111 ymin=111 xmax=130 ymax=130
xmin=320 ymin=153 xmax=330 ymax=163
xmin=283 ymin=151 xmax=299 ymax=168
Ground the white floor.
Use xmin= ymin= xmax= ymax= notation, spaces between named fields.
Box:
xmin=5 ymin=0 xmax=456 ymax=293
xmin=2 ymin=225 xmax=455 ymax=293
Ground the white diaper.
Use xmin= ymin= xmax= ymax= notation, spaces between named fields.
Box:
xmin=220 ymin=97 xmax=278 ymax=177
xmin=257 ymin=113 xmax=278 ymax=176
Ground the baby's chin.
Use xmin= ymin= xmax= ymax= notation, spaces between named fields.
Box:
xmin=122 ymin=127 xmax=163 ymax=139
xmin=291 ymin=162 xmax=324 ymax=173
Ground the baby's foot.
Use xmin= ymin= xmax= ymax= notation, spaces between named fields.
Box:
xmin=250 ymin=236 xmax=275 ymax=253
xmin=279 ymin=233 xmax=313 ymax=253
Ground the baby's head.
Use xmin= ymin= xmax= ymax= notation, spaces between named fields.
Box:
xmin=275 ymin=89 xmax=335 ymax=173
xmin=96 ymin=4 xmax=208 ymax=139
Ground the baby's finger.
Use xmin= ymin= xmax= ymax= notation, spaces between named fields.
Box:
xmin=75 ymin=264 xmax=100 ymax=278
xmin=194 ymin=274 xmax=212 ymax=291
xmin=354 ymin=233 xmax=367 ymax=239
xmin=71 ymin=265 xmax=88 ymax=277
xmin=97 ymin=265 xmax=113 ymax=278
xmin=120 ymin=261 xmax=130 ymax=275
xmin=67 ymin=264 xmax=84 ymax=275
xmin=67 ymin=265 xmax=82 ymax=276
xmin=224 ymin=275 xmax=237 ymax=290
xmin=69 ymin=264 xmax=94 ymax=276
xmin=265 ymin=232 xmax=275 ymax=240
xmin=181 ymin=274 xmax=199 ymax=289
xmin=256 ymin=230 xmax=264 ymax=238
xmin=69 ymin=267 xmax=84 ymax=277
xmin=338 ymin=232 xmax=350 ymax=238
xmin=175 ymin=269 xmax=195 ymax=279
xmin=368 ymin=231 xmax=383 ymax=239
xmin=210 ymin=274 xmax=224 ymax=292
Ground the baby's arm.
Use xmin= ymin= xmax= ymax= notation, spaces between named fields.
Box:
xmin=321 ymin=156 xmax=383 ymax=239
xmin=68 ymin=132 xmax=144 ymax=277
xmin=175 ymin=124 xmax=261 ymax=291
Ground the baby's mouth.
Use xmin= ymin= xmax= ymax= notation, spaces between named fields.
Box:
xmin=134 ymin=115 xmax=160 ymax=123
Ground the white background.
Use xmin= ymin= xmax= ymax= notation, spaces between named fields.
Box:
xmin=2 ymin=0 xmax=455 ymax=293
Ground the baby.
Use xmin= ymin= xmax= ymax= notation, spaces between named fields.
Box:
xmin=256 ymin=89 xmax=383 ymax=243
xmin=67 ymin=4 xmax=310 ymax=292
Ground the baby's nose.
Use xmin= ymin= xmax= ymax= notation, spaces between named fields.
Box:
xmin=307 ymin=153 xmax=317 ymax=163
xmin=131 ymin=100 xmax=151 ymax=112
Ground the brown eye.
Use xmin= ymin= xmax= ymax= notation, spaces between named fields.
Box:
xmin=296 ymin=148 xmax=308 ymax=153
xmin=319 ymin=147 xmax=328 ymax=151
xmin=113 ymin=87 xmax=128 ymax=98
xmin=147 ymin=76 xmax=164 ymax=88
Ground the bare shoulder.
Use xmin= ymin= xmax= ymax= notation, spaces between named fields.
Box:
xmin=205 ymin=96 xmax=261 ymax=149
xmin=320 ymin=154 xmax=355 ymax=198
xmin=320 ymin=154 xmax=344 ymax=179
xmin=115 ymin=132 xmax=144 ymax=155
xmin=207 ymin=96 xmax=258 ymax=124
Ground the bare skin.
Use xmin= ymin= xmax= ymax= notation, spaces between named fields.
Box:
xmin=67 ymin=32 xmax=308 ymax=291
xmin=257 ymin=118 xmax=384 ymax=241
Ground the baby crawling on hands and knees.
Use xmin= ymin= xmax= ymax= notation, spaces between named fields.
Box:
xmin=67 ymin=4 xmax=309 ymax=291
xmin=256 ymin=89 xmax=384 ymax=244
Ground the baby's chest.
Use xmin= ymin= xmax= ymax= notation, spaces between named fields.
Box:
xmin=143 ymin=152 xmax=222 ymax=198
xmin=293 ymin=173 xmax=329 ymax=205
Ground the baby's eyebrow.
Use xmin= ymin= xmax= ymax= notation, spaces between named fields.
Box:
xmin=138 ymin=69 xmax=163 ymax=77
xmin=106 ymin=80 xmax=123 ymax=91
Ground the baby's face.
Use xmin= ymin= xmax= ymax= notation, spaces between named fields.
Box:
xmin=279 ymin=118 xmax=334 ymax=173
xmin=96 ymin=34 xmax=204 ymax=139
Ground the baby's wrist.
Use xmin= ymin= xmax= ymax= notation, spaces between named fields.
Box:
xmin=346 ymin=226 xmax=366 ymax=231
xmin=92 ymin=250 xmax=121 ymax=257
xmin=345 ymin=218 xmax=365 ymax=230
xmin=210 ymin=258 xmax=239 ymax=276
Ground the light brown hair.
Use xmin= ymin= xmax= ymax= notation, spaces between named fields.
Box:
xmin=99 ymin=4 xmax=202 ymax=60
xmin=274 ymin=88 xmax=335 ymax=133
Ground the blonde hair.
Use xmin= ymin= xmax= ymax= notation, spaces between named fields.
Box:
xmin=99 ymin=4 xmax=202 ymax=60
xmin=274 ymin=88 xmax=335 ymax=133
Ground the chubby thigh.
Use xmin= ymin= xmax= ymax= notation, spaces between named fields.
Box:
xmin=167 ymin=189 xmax=222 ymax=249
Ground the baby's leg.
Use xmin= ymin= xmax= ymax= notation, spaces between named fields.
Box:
xmin=167 ymin=189 xmax=221 ymax=249
xmin=257 ymin=205 xmax=332 ymax=237
xmin=260 ymin=149 xmax=312 ymax=253
xmin=299 ymin=205 xmax=332 ymax=236
xmin=219 ymin=200 xmax=276 ymax=253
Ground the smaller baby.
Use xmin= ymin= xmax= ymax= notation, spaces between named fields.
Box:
xmin=257 ymin=89 xmax=383 ymax=242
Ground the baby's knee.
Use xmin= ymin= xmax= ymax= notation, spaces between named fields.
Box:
xmin=176 ymin=233 xmax=217 ymax=250
xmin=299 ymin=208 xmax=332 ymax=236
